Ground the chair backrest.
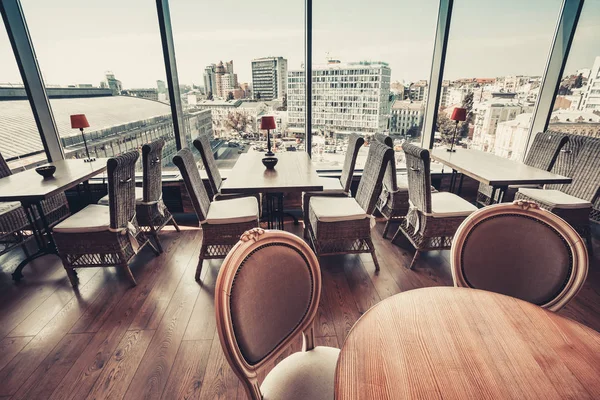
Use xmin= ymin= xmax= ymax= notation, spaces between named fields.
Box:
xmin=106 ymin=151 xmax=139 ymax=230
xmin=562 ymin=137 xmax=600 ymax=203
xmin=193 ymin=134 xmax=222 ymax=196
xmin=547 ymin=133 xmax=587 ymax=190
xmin=0 ymin=151 xmax=12 ymax=178
xmin=402 ymin=143 xmax=432 ymax=214
xmin=141 ymin=139 xmax=165 ymax=203
xmin=172 ymin=148 xmax=211 ymax=222
xmin=339 ymin=133 xmax=365 ymax=193
xmin=215 ymin=229 xmax=322 ymax=399
xmin=355 ymin=141 xmax=395 ymax=214
xmin=450 ymin=201 xmax=588 ymax=312
xmin=524 ymin=131 xmax=568 ymax=170
xmin=374 ymin=133 xmax=397 ymax=192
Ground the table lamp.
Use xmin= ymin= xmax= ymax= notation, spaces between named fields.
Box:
xmin=70 ymin=114 xmax=95 ymax=162
xmin=448 ymin=107 xmax=466 ymax=152
xmin=261 ymin=116 xmax=276 ymax=156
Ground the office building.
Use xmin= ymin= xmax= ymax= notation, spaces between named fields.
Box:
xmin=390 ymin=100 xmax=424 ymax=136
xmin=580 ymin=56 xmax=600 ymax=112
xmin=251 ymin=57 xmax=288 ymax=101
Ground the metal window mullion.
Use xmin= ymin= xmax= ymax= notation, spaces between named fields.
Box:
xmin=305 ymin=0 xmax=312 ymax=156
xmin=525 ymin=0 xmax=584 ymax=158
xmin=156 ymin=0 xmax=186 ymax=149
xmin=422 ymin=0 xmax=453 ymax=149
xmin=1 ymin=0 xmax=64 ymax=162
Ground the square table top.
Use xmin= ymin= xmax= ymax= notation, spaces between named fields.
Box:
xmin=220 ymin=152 xmax=324 ymax=194
xmin=0 ymin=158 xmax=108 ymax=203
xmin=430 ymin=148 xmax=572 ymax=187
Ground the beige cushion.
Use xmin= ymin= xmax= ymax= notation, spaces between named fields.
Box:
xmin=261 ymin=346 xmax=340 ymax=400
xmin=319 ymin=176 xmax=344 ymax=192
xmin=53 ymin=204 xmax=110 ymax=233
xmin=0 ymin=202 xmax=21 ymax=216
xmin=98 ymin=187 xmax=144 ymax=206
xmin=397 ymin=174 xmax=408 ymax=188
xmin=431 ymin=192 xmax=477 ymax=217
xmin=310 ymin=196 xmax=367 ymax=223
xmin=205 ymin=196 xmax=259 ymax=225
xmin=519 ymin=188 xmax=592 ymax=209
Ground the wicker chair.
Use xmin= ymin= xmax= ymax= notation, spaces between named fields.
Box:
xmin=477 ymin=131 xmax=568 ymax=205
xmin=215 ymin=228 xmax=339 ymax=400
xmin=0 ymin=155 xmax=32 ymax=257
xmin=373 ymin=133 xmax=410 ymax=238
xmin=392 ymin=143 xmax=477 ymax=269
xmin=514 ymin=137 xmax=600 ymax=253
xmin=451 ymin=200 xmax=588 ymax=312
xmin=173 ymin=148 xmax=259 ymax=281
xmin=302 ymin=133 xmax=365 ymax=238
xmin=53 ymin=151 xmax=159 ymax=286
xmin=306 ymin=141 xmax=393 ymax=271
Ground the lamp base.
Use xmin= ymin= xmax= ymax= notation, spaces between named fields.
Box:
xmin=262 ymin=156 xmax=278 ymax=169
xmin=265 ymin=151 xmax=275 ymax=157
xmin=446 ymin=148 xmax=456 ymax=152
xmin=83 ymin=157 xmax=96 ymax=162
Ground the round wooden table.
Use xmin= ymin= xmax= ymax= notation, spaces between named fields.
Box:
xmin=335 ymin=287 xmax=600 ymax=399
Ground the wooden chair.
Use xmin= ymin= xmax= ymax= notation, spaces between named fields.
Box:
xmin=215 ymin=228 xmax=339 ymax=400
xmin=302 ymin=133 xmax=364 ymax=238
xmin=477 ymin=131 xmax=568 ymax=205
xmin=173 ymin=148 xmax=259 ymax=281
xmin=514 ymin=137 xmax=600 ymax=253
xmin=98 ymin=139 xmax=180 ymax=252
xmin=451 ymin=200 xmax=588 ymax=312
xmin=306 ymin=141 xmax=393 ymax=271
xmin=53 ymin=151 xmax=159 ymax=286
xmin=373 ymin=133 xmax=410 ymax=238
xmin=392 ymin=143 xmax=477 ymax=269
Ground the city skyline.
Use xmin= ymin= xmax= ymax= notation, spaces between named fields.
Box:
xmin=1 ymin=0 xmax=599 ymax=89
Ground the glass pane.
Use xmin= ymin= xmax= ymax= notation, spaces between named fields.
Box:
xmin=311 ymin=0 xmax=437 ymax=170
xmin=0 ymin=19 xmax=46 ymax=171
xmin=550 ymin=0 xmax=600 ymax=135
xmin=20 ymin=0 xmax=184 ymax=172
xmin=170 ymin=0 xmax=304 ymax=170
xmin=437 ymin=0 xmax=562 ymax=161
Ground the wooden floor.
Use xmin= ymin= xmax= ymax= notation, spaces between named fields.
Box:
xmin=0 ymin=221 xmax=598 ymax=400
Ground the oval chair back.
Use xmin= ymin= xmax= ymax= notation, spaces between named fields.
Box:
xmin=339 ymin=133 xmax=365 ymax=193
xmin=402 ymin=143 xmax=432 ymax=214
xmin=450 ymin=201 xmax=588 ymax=311
xmin=215 ymin=229 xmax=322 ymax=399
xmin=141 ymin=139 xmax=165 ymax=203
xmin=107 ymin=151 xmax=139 ymax=231
xmin=172 ymin=148 xmax=211 ymax=223
xmin=193 ymin=134 xmax=222 ymax=197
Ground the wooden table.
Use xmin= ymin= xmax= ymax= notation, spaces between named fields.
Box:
xmin=335 ymin=287 xmax=600 ymax=400
xmin=431 ymin=148 xmax=572 ymax=202
xmin=0 ymin=158 xmax=107 ymax=280
xmin=221 ymin=152 xmax=323 ymax=229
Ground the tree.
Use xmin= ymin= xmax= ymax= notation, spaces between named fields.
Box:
xmin=436 ymin=112 xmax=458 ymax=145
xmin=224 ymin=111 xmax=249 ymax=135
xmin=574 ymin=73 xmax=583 ymax=89
xmin=406 ymin=125 xmax=419 ymax=137
xmin=207 ymin=91 xmax=213 ymax=101
xmin=459 ymin=92 xmax=474 ymax=137
xmin=226 ymin=91 xmax=234 ymax=101
xmin=277 ymin=93 xmax=288 ymax=111
xmin=256 ymin=92 xmax=261 ymax=100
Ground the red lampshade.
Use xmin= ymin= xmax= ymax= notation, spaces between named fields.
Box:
xmin=70 ymin=114 xmax=90 ymax=129
xmin=260 ymin=116 xmax=276 ymax=130
xmin=450 ymin=107 xmax=467 ymax=122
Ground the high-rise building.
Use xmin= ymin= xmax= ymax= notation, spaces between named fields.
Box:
xmin=203 ymin=64 xmax=217 ymax=97
xmin=204 ymin=61 xmax=238 ymax=99
xmin=157 ymin=80 xmax=166 ymax=94
xmin=390 ymin=100 xmax=423 ymax=136
xmin=580 ymin=56 xmax=600 ymax=112
xmin=104 ymin=71 xmax=122 ymax=95
xmin=251 ymin=57 xmax=288 ymax=101
xmin=288 ymin=60 xmax=391 ymax=136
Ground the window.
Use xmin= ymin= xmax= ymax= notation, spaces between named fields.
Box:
xmin=550 ymin=0 xmax=600 ymax=136
xmin=170 ymin=0 xmax=304 ymax=170
xmin=20 ymin=0 xmax=180 ymax=171
xmin=0 ymin=18 xmax=45 ymax=171
xmin=311 ymin=0 xmax=437 ymax=170
xmin=436 ymin=0 xmax=562 ymax=161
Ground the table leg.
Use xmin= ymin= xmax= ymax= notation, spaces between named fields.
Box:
xmin=497 ymin=186 xmax=508 ymax=203
xmin=490 ymin=187 xmax=497 ymax=206
xmin=457 ymin=174 xmax=464 ymax=195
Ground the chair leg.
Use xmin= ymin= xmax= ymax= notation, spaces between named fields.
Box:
xmin=366 ymin=238 xmax=380 ymax=271
xmin=171 ymin=218 xmax=181 ymax=232
xmin=382 ymin=220 xmax=391 ymax=239
xmin=60 ymin=256 xmax=78 ymax=287
xmin=153 ymin=233 xmax=164 ymax=254
xmin=122 ymin=263 xmax=137 ymax=286
xmin=585 ymin=230 xmax=594 ymax=258
xmin=408 ymin=250 xmax=420 ymax=270
xmin=196 ymin=245 xmax=207 ymax=282
xmin=146 ymin=239 xmax=161 ymax=256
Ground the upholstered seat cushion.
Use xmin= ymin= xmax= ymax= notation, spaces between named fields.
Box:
xmin=310 ymin=196 xmax=367 ymax=223
xmin=260 ymin=346 xmax=340 ymax=400
xmin=518 ymin=188 xmax=592 ymax=209
xmin=319 ymin=176 xmax=345 ymax=192
xmin=431 ymin=192 xmax=477 ymax=217
xmin=0 ymin=202 xmax=21 ymax=216
xmin=205 ymin=196 xmax=259 ymax=225
xmin=98 ymin=187 xmax=144 ymax=206
xmin=53 ymin=204 xmax=110 ymax=233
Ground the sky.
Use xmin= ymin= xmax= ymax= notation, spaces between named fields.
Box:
xmin=1 ymin=0 xmax=599 ymax=89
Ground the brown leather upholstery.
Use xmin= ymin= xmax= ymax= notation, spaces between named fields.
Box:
xmin=460 ymin=214 xmax=572 ymax=305
xmin=230 ymin=244 xmax=313 ymax=365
